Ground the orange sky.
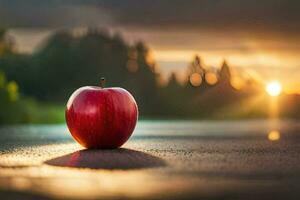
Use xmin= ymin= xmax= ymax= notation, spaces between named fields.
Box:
xmin=4 ymin=1 xmax=300 ymax=93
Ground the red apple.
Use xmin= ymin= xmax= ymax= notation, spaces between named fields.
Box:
xmin=65 ymin=79 xmax=138 ymax=149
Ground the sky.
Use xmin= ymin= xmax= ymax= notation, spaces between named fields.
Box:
xmin=1 ymin=0 xmax=300 ymax=93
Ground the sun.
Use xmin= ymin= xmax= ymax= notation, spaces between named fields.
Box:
xmin=265 ymin=81 xmax=282 ymax=96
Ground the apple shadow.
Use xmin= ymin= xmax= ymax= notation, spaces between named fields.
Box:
xmin=44 ymin=148 xmax=166 ymax=170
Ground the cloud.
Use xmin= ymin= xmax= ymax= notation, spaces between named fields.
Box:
xmin=1 ymin=0 xmax=299 ymax=33
xmin=99 ymin=0 xmax=300 ymax=34
xmin=2 ymin=0 xmax=300 ymax=90
xmin=0 ymin=0 xmax=114 ymax=28
xmin=1 ymin=0 xmax=300 ymax=52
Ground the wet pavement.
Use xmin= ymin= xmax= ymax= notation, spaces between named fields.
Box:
xmin=0 ymin=120 xmax=300 ymax=200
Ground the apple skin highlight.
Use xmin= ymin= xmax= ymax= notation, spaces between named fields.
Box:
xmin=65 ymin=86 xmax=138 ymax=149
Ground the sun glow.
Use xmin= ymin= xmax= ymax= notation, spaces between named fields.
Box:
xmin=266 ymin=81 xmax=282 ymax=96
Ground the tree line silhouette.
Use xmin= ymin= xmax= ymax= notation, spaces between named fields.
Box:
xmin=1 ymin=28 xmax=300 ymax=122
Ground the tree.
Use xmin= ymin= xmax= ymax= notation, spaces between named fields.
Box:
xmin=125 ymin=42 xmax=161 ymax=116
xmin=186 ymin=55 xmax=205 ymax=86
xmin=0 ymin=29 xmax=14 ymax=56
xmin=219 ymin=60 xmax=231 ymax=85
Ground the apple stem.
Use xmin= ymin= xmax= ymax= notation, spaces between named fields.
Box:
xmin=100 ymin=77 xmax=106 ymax=88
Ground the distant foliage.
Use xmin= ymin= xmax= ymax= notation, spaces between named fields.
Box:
xmin=1 ymin=28 xmax=299 ymax=120
xmin=0 ymin=29 xmax=162 ymax=117
xmin=0 ymin=70 xmax=23 ymax=123
xmin=0 ymin=29 xmax=14 ymax=56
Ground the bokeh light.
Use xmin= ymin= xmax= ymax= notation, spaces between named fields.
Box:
xmin=230 ymin=77 xmax=244 ymax=90
xmin=7 ymin=81 xmax=19 ymax=101
xmin=189 ymin=73 xmax=202 ymax=87
xmin=268 ymin=130 xmax=280 ymax=141
xmin=205 ymin=72 xmax=218 ymax=85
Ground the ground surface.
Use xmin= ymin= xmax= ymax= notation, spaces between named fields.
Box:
xmin=0 ymin=120 xmax=300 ymax=200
